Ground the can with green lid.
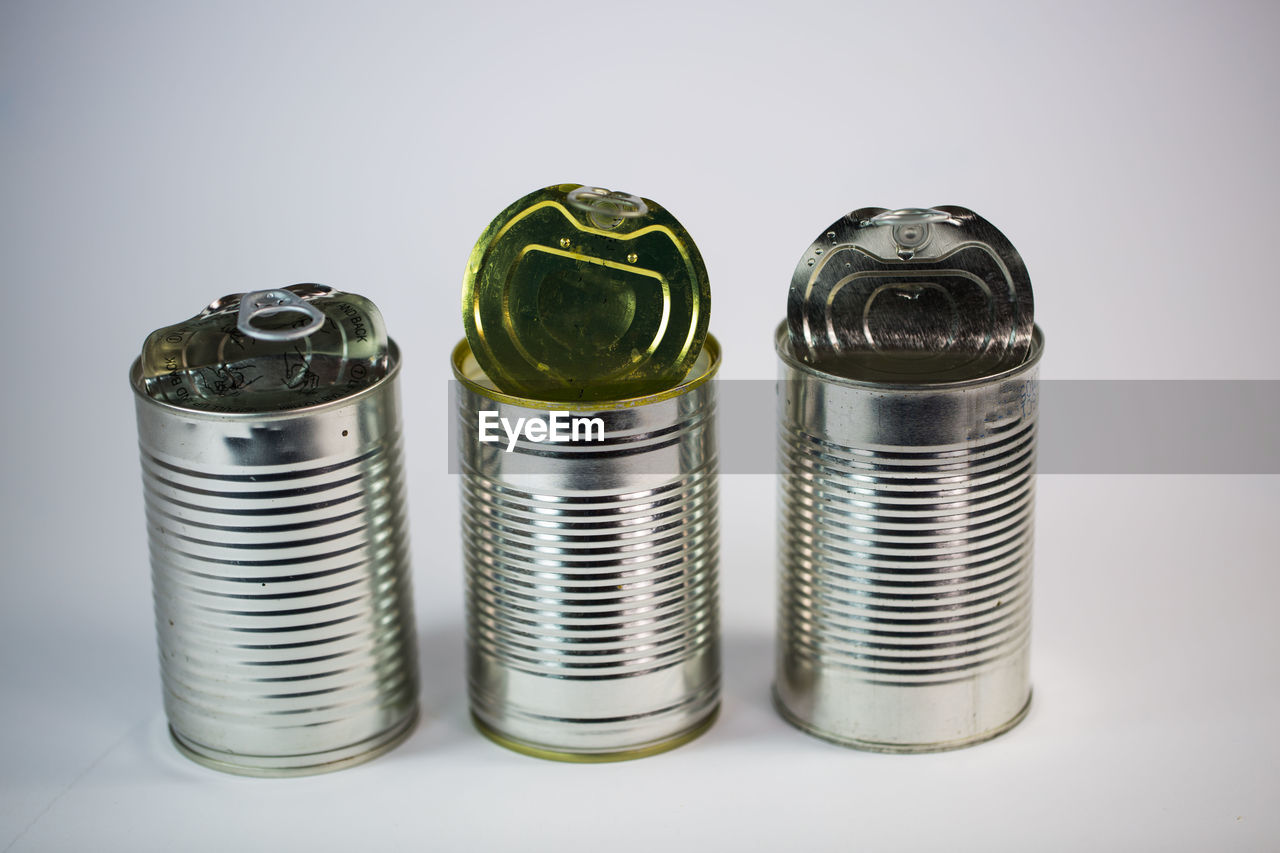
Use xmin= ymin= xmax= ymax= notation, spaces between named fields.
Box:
xmin=455 ymin=184 xmax=722 ymax=760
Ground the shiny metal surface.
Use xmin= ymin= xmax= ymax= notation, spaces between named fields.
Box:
xmin=131 ymin=341 xmax=419 ymax=776
xmin=453 ymin=337 xmax=722 ymax=760
xmin=775 ymin=323 xmax=1043 ymax=752
xmin=236 ymin=287 xmax=326 ymax=341
xmin=787 ymin=205 xmax=1034 ymax=383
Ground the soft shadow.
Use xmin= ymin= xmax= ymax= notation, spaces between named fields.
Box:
xmin=705 ymin=626 xmax=793 ymax=746
xmin=392 ymin=621 xmax=472 ymax=759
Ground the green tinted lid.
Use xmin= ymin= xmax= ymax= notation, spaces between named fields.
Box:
xmin=462 ymin=183 xmax=710 ymax=402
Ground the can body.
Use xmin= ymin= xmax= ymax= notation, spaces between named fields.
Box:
xmin=453 ymin=338 xmax=722 ymax=760
xmin=131 ymin=342 xmax=419 ymax=776
xmin=775 ymin=323 xmax=1044 ymax=752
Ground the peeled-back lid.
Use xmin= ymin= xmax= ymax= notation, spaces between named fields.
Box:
xmin=462 ymin=183 xmax=710 ymax=402
xmin=786 ymin=206 xmax=1034 ymax=383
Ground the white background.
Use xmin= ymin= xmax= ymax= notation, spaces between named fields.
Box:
xmin=2 ymin=1 xmax=1277 ymax=850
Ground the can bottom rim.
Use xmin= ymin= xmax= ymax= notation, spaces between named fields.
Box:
xmin=168 ymin=705 xmax=419 ymax=777
xmin=471 ymin=705 xmax=719 ymax=763
xmin=771 ymin=688 xmax=1032 ymax=754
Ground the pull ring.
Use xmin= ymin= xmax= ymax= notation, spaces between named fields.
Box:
xmin=237 ymin=288 xmax=326 ymax=341
xmin=864 ymin=208 xmax=953 ymax=226
xmin=566 ymin=186 xmax=649 ymax=230
xmin=865 ymin=208 xmax=956 ymax=259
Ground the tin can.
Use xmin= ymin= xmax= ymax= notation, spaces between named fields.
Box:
xmin=452 ymin=336 xmax=722 ymax=761
xmin=774 ymin=323 xmax=1044 ymax=752
xmin=131 ymin=341 xmax=419 ymax=776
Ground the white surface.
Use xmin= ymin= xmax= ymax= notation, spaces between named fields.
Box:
xmin=1 ymin=2 xmax=1277 ymax=851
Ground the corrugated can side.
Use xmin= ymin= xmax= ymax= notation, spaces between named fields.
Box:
xmin=130 ymin=341 xmax=419 ymax=776
xmin=774 ymin=323 xmax=1044 ymax=752
xmin=453 ymin=337 xmax=722 ymax=761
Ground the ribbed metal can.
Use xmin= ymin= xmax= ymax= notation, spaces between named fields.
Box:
xmin=452 ymin=336 xmax=722 ymax=761
xmin=130 ymin=341 xmax=419 ymax=776
xmin=774 ymin=323 xmax=1044 ymax=752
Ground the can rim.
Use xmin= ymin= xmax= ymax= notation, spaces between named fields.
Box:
xmin=775 ymin=320 xmax=1044 ymax=390
xmin=128 ymin=338 xmax=402 ymax=420
xmin=451 ymin=334 xmax=721 ymax=411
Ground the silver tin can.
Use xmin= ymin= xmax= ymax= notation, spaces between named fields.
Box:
xmin=775 ymin=322 xmax=1044 ymax=752
xmin=452 ymin=337 xmax=722 ymax=761
xmin=131 ymin=341 xmax=419 ymax=776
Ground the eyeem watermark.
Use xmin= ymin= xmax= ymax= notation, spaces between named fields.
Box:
xmin=478 ymin=410 xmax=606 ymax=452
xmin=450 ymin=380 xmax=1280 ymax=473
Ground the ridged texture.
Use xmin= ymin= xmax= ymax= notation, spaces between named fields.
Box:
xmin=453 ymin=332 xmax=725 ymax=757
xmin=462 ymin=467 xmax=720 ymax=682
xmin=779 ymin=416 xmax=1035 ymax=687
xmin=142 ymin=435 xmax=418 ymax=766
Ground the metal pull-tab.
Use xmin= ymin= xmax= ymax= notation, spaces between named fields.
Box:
xmin=863 ymin=207 xmax=953 ymax=226
xmin=237 ymin=288 xmax=326 ymax=341
xmin=565 ymin=186 xmax=649 ymax=230
xmin=864 ymin=208 xmax=956 ymax=259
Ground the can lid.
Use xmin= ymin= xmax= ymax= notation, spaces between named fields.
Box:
xmin=786 ymin=206 xmax=1034 ymax=382
xmin=462 ymin=183 xmax=710 ymax=402
xmin=138 ymin=283 xmax=391 ymax=413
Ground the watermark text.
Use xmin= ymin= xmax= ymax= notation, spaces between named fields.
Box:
xmin=478 ymin=410 xmax=606 ymax=452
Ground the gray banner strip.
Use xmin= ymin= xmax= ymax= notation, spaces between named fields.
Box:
xmin=1036 ymin=380 xmax=1279 ymax=474
xmin=447 ymin=380 xmax=1280 ymax=474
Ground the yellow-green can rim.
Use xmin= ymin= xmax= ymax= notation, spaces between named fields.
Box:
xmin=451 ymin=334 xmax=721 ymax=412
xmin=471 ymin=706 xmax=719 ymax=763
